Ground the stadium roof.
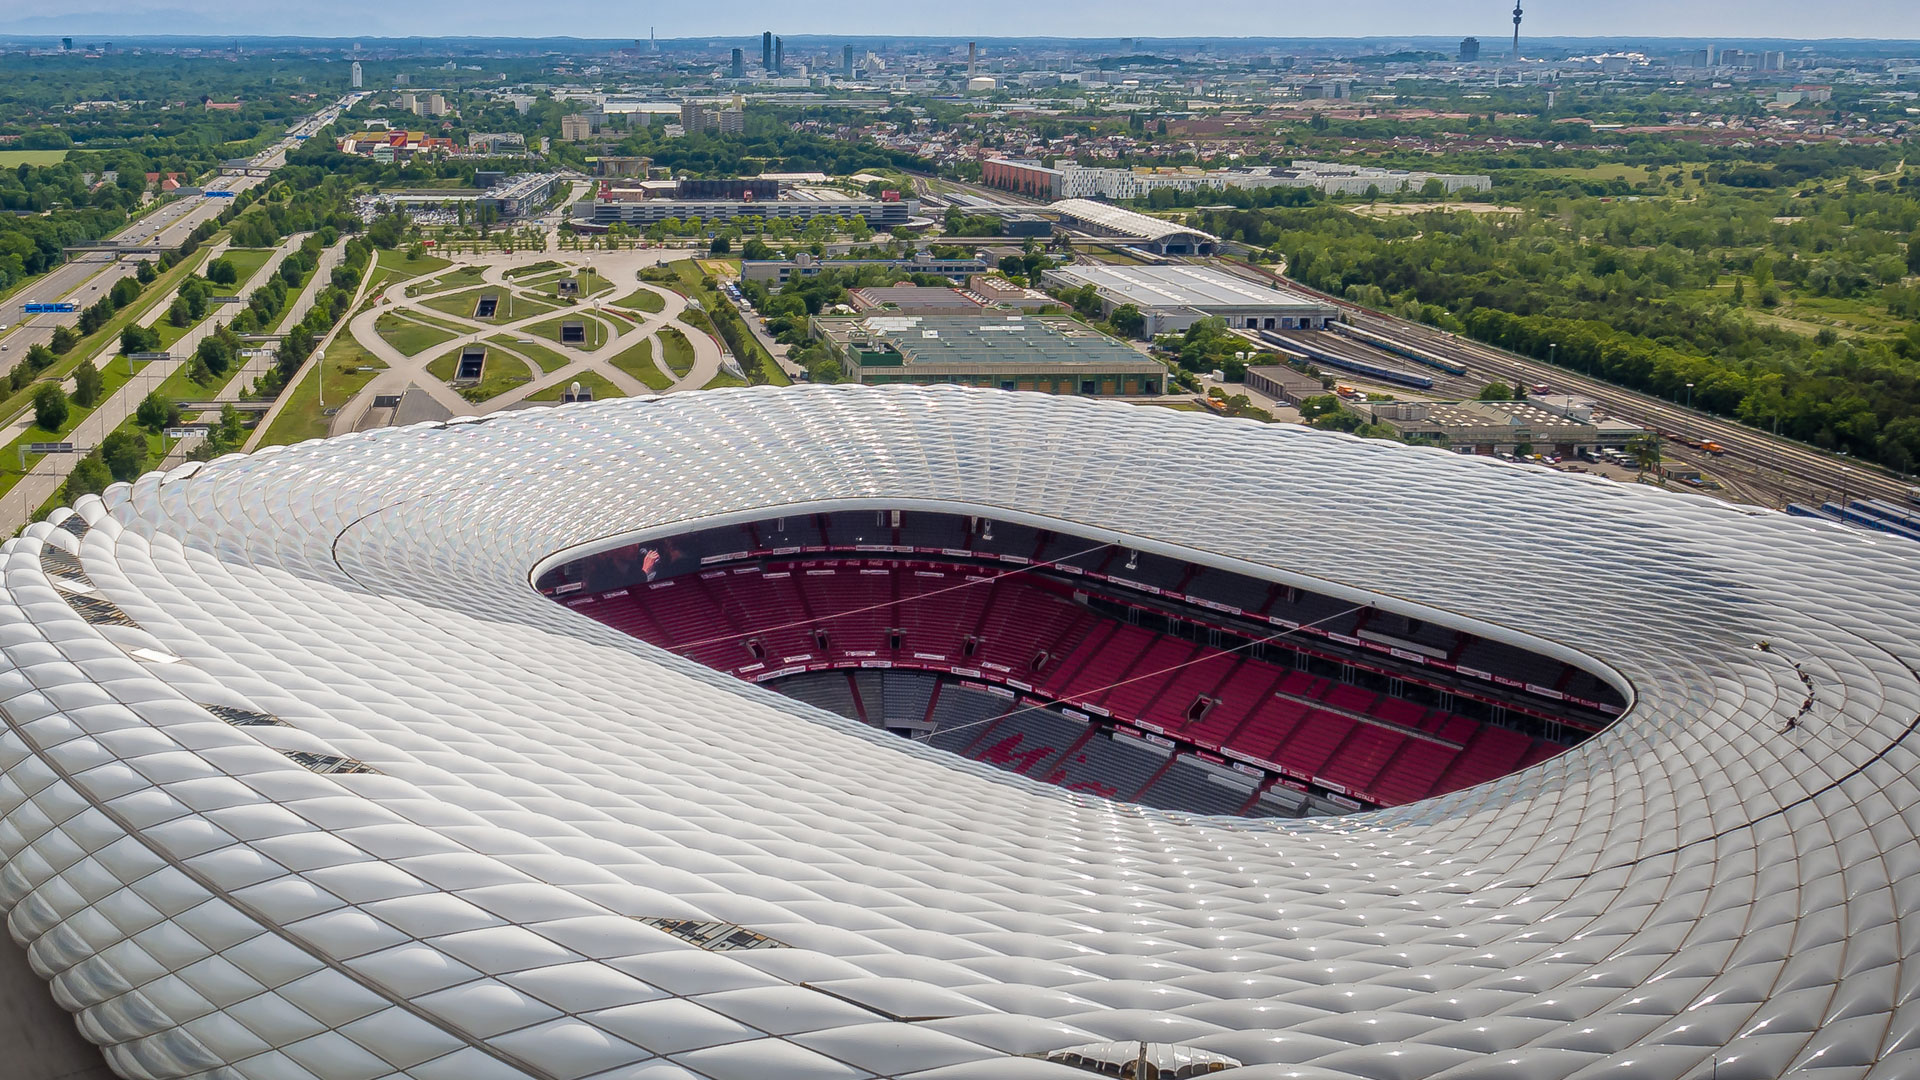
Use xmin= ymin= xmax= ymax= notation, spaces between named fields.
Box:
xmin=1049 ymin=198 xmax=1220 ymax=244
xmin=3 ymin=384 xmax=1919 ymax=1080
xmin=1047 ymin=263 xmax=1338 ymax=313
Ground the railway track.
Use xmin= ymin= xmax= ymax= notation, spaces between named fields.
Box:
xmin=1215 ymin=259 xmax=1911 ymax=508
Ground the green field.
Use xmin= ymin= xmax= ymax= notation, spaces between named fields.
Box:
xmin=525 ymin=313 xmax=614 ymax=349
xmin=701 ymin=372 xmax=749 ymax=389
xmin=528 ymin=370 xmax=624 ymax=402
xmin=427 ymin=344 xmax=533 ymax=402
xmin=613 ymin=288 xmax=667 ymax=314
xmin=486 ymin=334 xmax=571 ymax=373
xmin=609 ymin=339 xmax=670 ymax=391
xmin=419 ymin=287 xmax=501 ymax=321
xmin=505 ymin=260 xmax=563 ymax=279
xmin=373 ymin=247 xmax=451 ymax=290
xmin=373 ymin=311 xmax=461 ymax=356
xmin=658 ymin=326 xmax=696 ymax=377
xmin=0 ymin=149 xmax=70 ymax=167
xmin=256 ymin=337 xmax=388 ymax=447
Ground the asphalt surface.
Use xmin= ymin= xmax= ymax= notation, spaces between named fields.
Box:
xmin=0 ymin=94 xmax=360 ymax=364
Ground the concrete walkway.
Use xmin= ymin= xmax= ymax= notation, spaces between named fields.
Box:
xmin=327 ymin=249 xmax=722 ymax=433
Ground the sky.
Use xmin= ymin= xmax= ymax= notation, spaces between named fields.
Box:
xmin=3 ymin=0 xmax=1918 ymax=41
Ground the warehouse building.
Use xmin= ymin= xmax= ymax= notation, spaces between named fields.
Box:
xmin=1044 ymin=263 xmax=1339 ymax=336
xmin=848 ymin=285 xmax=985 ymax=315
xmin=810 ymin=314 xmax=1166 ymax=395
xmin=741 ymin=253 xmax=989 ymax=284
xmin=1245 ymin=364 xmax=1331 ymax=405
xmin=1364 ymin=399 xmax=1645 ymax=456
xmin=1048 ymin=199 xmax=1217 ymax=255
xmin=591 ymin=182 xmax=913 ymax=226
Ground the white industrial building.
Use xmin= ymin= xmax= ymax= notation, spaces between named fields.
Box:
xmin=1045 ymin=263 xmax=1341 ymax=335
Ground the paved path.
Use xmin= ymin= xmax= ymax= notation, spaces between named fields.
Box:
xmin=328 ymin=248 xmax=722 ymax=433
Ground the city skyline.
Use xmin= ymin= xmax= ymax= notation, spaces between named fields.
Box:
xmin=2 ymin=1 xmax=1919 ymax=42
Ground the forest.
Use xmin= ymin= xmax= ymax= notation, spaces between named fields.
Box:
xmin=1196 ymin=176 xmax=1920 ymax=469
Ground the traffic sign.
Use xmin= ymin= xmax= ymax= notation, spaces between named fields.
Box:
xmin=211 ymin=296 xmax=242 ymax=304
xmin=23 ymin=302 xmax=79 ymax=314
xmin=164 ymin=427 xmax=209 ymax=439
xmin=27 ymin=443 xmax=74 ymax=454
xmin=128 ymin=352 xmax=170 ymax=361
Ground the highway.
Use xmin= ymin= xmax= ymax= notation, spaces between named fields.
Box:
xmin=0 ymin=92 xmax=361 ymax=364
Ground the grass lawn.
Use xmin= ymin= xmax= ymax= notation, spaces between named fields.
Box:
xmin=701 ymin=372 xmax=749 ymax=389
xmin=427 ymin=345 xmax=533 ymax=402
xmin=612 ymin=288 xmax=666 ymax=313
xmin=214 ymin=247 xmax=275 ymax=291
xmin=658 ymin=326 xmax=695 ymax=377
xmin=374 ymin=311 xmax=462 ymax=356
xmin=505 ymin=260 xmax=563 ymax=279
xmin=528 ymin=370 xmax=624 ymax=402
xmin=0 ymin=149 xmax=70 ymax=167
xmin=609 ymin=339 xmax=670 ymax=391
xmin=145 ymin=361 xmax=224 ymax=406
xmin=257 ymin=350 xmax=389 ymax=447
xmin=374 ymin=247 xmax=451 ymax=287
xmin=525 ymin=313 xmax=615 ymax=349
xmin=419 ymin=287 xmax=503 ymax=321
xmin=486 ymin=334 xmax=571 ymax=374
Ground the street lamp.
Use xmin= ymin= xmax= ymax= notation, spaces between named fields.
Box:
xmin=1548 ymin=342 xmax=1557 ymax=369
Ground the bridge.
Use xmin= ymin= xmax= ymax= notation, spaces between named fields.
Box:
xmin=61 ymin=243 xmax=171 ymax=256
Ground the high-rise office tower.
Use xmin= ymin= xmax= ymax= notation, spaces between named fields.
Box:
xmin=762 ymin=32 xmax=773 ymax=72
xmin=844 ymin=44 xmax=854 ymax=78
xmin=732 ymin=49 xmax=745 ymax=79
xmin=351 ymin=61 xmax=363 ymax=88
xmin=774 ymin=37 xmax=784 ymax=75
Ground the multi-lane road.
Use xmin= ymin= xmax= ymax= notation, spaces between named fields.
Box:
xmin=0 ymin=92 xmax=361 ymax=363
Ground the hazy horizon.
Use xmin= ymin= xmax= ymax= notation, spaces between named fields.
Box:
xmin=3 ymin=2 xmax=1917 ymax=44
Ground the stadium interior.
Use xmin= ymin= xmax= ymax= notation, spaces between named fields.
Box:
xmin=539 ymin=509 xmax=1627 ymax=816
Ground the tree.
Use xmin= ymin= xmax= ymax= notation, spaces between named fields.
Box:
xmin=196 ymin=335 xmax=234 ymax=377
xmin=1627 ymin=432 xmax=1664 ymax=476
xmin=1908 ymin=232 xmax=1920 ymax=276
xmin=205 ymin=258 xmax=238 ymax=286
xmin=709 ymin=235 xmax=731 ymax=255
xmin=121 ymin=324 xmax=160 ymax=356
xmin=49 ymin=326 xmax=77 ymax=354
xmin=1109 ymin=303 xmax=1146 ymax=338
xmin=100 ymin=430 xmax=146 ymax=483
xmin=168 ymin=295 xmax=193 ymax=328
xmin=135 ymin=392 xmax=175 ymax=433
xmin=1477 ymin=381 xmax=1513 ymax=401
xmin=71 ymin=360 xmax=102 ymax=408
xmin=63 ymin=455 xmax=111 ymax=501
xmin=32 ymin=382 xmax=68 ymax=432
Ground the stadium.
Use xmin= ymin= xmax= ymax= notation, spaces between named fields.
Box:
xmin=0 ymin=384 xmax=1916 ymax=1080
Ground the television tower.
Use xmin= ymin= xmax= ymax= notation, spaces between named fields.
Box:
xmin=1511 ymin=1 xmax=1523 ymax=60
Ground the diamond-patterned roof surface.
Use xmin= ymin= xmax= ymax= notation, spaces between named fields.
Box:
xmin=1 ymin=384 xmax=1917 ymax=1080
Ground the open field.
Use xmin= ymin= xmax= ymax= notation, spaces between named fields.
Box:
xmin=428 ymin=345 xmax=533 ymax=402
xmin=257 ymin=336 xmax=387 ymax=447
xmin=486 ymin=334 xmax=571 ymax=373
xmin=528 ymin=370 xmax=624 ymax=402
xmin=0 ymin=150 xmax=69 ymax=166
xmin=374 ymin=312 xmax=461 ymax=356
xmin=613 ymin=289 xmax=666 ymax=314
xmin=658 ymin=326 xmax=695 ymax=377
xmin=609 ymin=339 xmax=670 ymax=391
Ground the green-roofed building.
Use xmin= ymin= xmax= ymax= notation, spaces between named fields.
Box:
xmin=809 ymin=314 xmax=1167 ymax=396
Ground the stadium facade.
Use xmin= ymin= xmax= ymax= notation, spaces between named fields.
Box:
xmin=0 ymin=385 xmax=1917 ymax=1080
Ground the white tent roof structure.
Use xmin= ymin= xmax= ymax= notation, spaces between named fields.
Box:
xmin=1 ymin=384 xmax=1917 ymax=1080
